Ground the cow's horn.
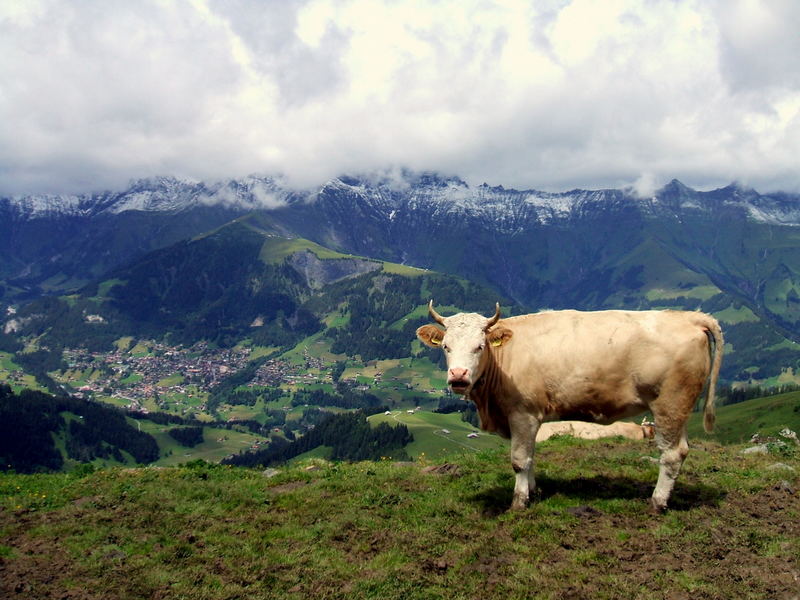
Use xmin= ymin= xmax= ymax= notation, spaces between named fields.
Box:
xmin=428 ymin=300 xmax=446 ymax=326
xmin=485 ymin=303 xmax=501 ymax=328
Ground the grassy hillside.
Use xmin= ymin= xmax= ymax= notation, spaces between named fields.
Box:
xmin=8 ymin=218 xmax=505 ymax=401
xmin=2 ymin=439 xmax=798 ymax=599
xmin=369 ymin=392 xmax=800 ymax=464
xmin=369 ymin=410 xmax=507 ymax=459
xmin=688 ymin=391 xmax=800 ymax=444
xmin=131 ymin=420 xmax=265 ymax=467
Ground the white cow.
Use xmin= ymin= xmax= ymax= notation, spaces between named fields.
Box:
xmin=417 ymin=302 xmax=723 ymax=511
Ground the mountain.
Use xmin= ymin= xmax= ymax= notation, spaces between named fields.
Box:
xmin=4 ymin=173 xmax=799 ymax=304
xmin=10 ymin=213 xmax=504 ymax=367
xmin=0 ymin=176 xmax=290 ymax=300
xmin=4 ymin=172 xmax=800 ymax=383
xmin=263 ymin=175 xmax=800 ymax=313
xmin=0 ymin=384 xmax=159 ymax=472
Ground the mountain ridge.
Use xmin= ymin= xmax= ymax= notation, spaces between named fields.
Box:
xmin=4 ymin=173 xmax=799 ymax=225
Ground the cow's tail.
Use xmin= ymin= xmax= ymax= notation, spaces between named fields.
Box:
xmin=697 ymin=313 xmax=724 ymax=433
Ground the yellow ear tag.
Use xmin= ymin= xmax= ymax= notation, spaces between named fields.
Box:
xmin=491 ymin=338 xmax=503 ymax=347
xmin=431 ymin=338 xmax=441 ymax=346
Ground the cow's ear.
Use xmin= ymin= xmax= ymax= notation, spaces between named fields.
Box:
xmin=417 ymin=325 xmax=444 ymax=348
xmin=487 ymin=326 xmax=513 ymax=347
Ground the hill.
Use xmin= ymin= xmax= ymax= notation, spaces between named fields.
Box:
xmin=368 ymin=409 xmax=507 ymax=459
xmin=5 ymin=215 xmax=507 ymax=417
xmin=0 ymin=384 xmax=282 ymax=472
xmin=0 ymin=385 xmax=159 ymax=473
xmin=364 ymin=393 xmax=800 ymax=463
xmin=10 ymin=212 xmax=505 ymax=351
xmin=688 ymin=391 xmax=800 ymax=444
xmin=1 ymin=439 xmax=798 ymax=599
xmin=6 ymin=377 xmax=798 ymax=474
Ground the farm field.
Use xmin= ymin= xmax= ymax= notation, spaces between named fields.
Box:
xmin=129 ymin=419 xmax=267 ymax=466
xmin=369 ymin=410 xmax=507 ymax=460
xmin=0 ymin=351 xmax=41 ymax=392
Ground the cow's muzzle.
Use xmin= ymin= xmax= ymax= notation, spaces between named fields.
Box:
xmin=449 ymin=381 xmax=470 ymax=394
xmin=448 ymin=368 xmax=471 ymax=394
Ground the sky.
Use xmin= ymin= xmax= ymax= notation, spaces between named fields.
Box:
xmin=1 ymin=0 xmax=799 ymax=196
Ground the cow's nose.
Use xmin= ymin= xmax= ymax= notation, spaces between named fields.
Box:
xmin=448 ymin=367 xmax=469 ymax=383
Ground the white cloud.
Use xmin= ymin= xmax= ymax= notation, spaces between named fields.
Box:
xmin=629 ymin=172 xmax=660 ymax=199
xmin=1 ymin=0 xmax=799 ymax=196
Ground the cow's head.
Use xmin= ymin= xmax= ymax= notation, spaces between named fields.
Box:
xmin=416 ymin=301 xmax=513 ymax=395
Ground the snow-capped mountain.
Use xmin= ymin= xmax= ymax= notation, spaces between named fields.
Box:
xmin=0 ymin=175 xmax=299 ymax=219
xmin=4 ymin=171 xmax=799 ymax=226
xmin=3 ymin=171 xmax=800 ymax=317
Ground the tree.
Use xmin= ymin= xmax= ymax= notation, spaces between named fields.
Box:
xmin=168 ymin=426 xmax=204 ymax=448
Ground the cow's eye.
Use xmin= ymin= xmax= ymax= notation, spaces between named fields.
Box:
xmin=475 ymin=343 xmax=485 ymax=353
xmin=442 ymin=344 xmax=451 ymax=353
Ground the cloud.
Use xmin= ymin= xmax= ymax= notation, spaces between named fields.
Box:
xmin=1 ymin=0 xmax=799 ymax=196
xmin=628 ymin=173 xmax=661 ymax=199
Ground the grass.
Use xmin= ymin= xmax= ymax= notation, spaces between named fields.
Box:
xmin=96 ymin=279 xmax=125 ymax=298
xmin=687 ymin=391 xmax=800 ymax=444
xmin=1 ymin=440 xmax=798 ymax=599
xmin=370 ymin=411 xmax=507 ymax=460
xmin=645 ymin=284 xmax=720 ymax=302
xmin=128 ymin=419 xmax=266 ymax=466
xmin=247 ymin=345 xmax=280 ymax=360
xmin=381 ymin=262 xmax=427 ymax=277
xmin=0 ymin=353 xmax=41 ymax=393
xmin=259 ymin=237 xmax=355 ymax=263
xmin=119 ymin=373 xmax=142 ymax=385
xmin=256 ymin=235 xmax=425 ymax=278
xmin=0 ymin=351 xmax=42 ymax=392
xmin=156 ymin=374 xmax=184 ymax=387
xmin=713 ymin=304 xmax=759 ymax=325
xmin=129 ymin=340 xmax=152 ymax=356
xmin=113 ymin=336 xmax=135 ymax=351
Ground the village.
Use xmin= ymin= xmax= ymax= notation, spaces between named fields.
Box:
xmin=60 ymin=342 xmax=287 ymax=405
xmin=56 ymin=342 xmax=411 ymax=411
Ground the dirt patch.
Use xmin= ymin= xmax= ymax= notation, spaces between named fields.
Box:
xmin=532 ymin=486 xmax=800 ymax=600
xmin=267 ymin=480 xmax=308 ymax=494
xmin=421 ymin=463 xmax=462 ymax=476
xmin=329 ymin=520 xmax=398 ymax=559
xmin=0 ymin=532 xmax=100 ymax=600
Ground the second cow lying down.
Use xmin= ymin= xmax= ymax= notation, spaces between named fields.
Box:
xmin=417 ymin=302 xmax=723 ymax=512
xmin=536 ymin=420 xmax=655 ymax=442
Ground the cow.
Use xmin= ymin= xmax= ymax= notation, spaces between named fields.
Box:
xmin=416 ymin=301 xmax=723 ymax=512
xmin=536 ymin=420 xmax=656 ymax=442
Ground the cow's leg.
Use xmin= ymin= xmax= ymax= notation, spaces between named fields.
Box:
xmin=651 ymin=423 xmax=689 ymax=512
xmin=508 ymin=413 xmax=541 ymax=510
xmin=650 ymin=370 xmax=704 ymax=512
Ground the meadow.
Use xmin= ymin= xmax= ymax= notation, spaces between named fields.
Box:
xmin=1 ymin=438 xmax=797 ymax=599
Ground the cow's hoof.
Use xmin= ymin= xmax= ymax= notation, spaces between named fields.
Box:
xmin=510 ymin=495 xmax=529 ymax=511
xmin=649 ymin=498 xmax=668 ymax=514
